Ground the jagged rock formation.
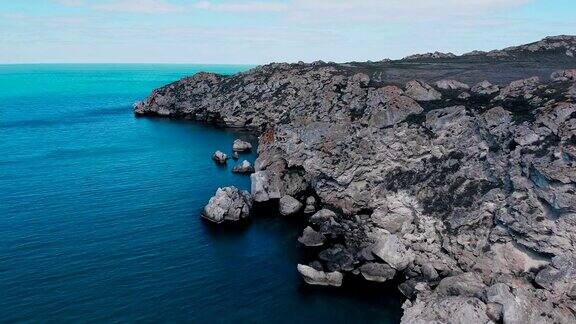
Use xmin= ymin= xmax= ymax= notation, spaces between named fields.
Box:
xmin=202 ymin=187 xmax=252 ymax=223
xmin=136 ymin=36 xmax=576 ymax=323
xmin=232 ymin=139 xmax=252 ymax=152
xmin=212 ymin=150 xmax=228 ymax=164
xmin=232 ymin=160 xmax=254 ymax=174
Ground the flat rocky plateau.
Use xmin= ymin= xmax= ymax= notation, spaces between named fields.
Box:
xmin=135 ymin=36 xmax=576 ymax=323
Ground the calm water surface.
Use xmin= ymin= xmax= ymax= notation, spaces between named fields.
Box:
xmin=0 ymin=64 xmax=403 ymax=323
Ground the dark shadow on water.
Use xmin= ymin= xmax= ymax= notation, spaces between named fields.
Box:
xmin=200 ymin=200 xmax=405 ymax=322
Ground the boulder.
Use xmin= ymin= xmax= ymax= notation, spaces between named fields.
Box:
xmin=298 ymin=226 xmax=326 ymax=247
xmin=297 ymin=264 xmax=343 ymax=287
xmin=436 ymin=272 xmax=486 ymax=297
xmin=250 ymin=171 xmax=281 ymax=202
xmin=232 ymin=151 xmax=239 ymax=160
xmin=401 ymin=296 xmax=490 ymax=324
xmin=372 ymin=234 xmax=415 ymax=270
xmin=202 ymin=187 xmax=252 ymax=223
xmin=212 ymin=150 xmax=228 ymax=164
xmin=551 ymin=69 xmax=576 ymax=82
xmin=471 ymin=80 xmax=500 ymax=95
xmin=567 ymin=83 xmax=576 ymax=99
xmin=232 ymin=160 xmax=255 ymax=174
xmin=363 ymin=86 xmax=424 ymax=127
xmin=303 ymin=196 xmax=316 ymax=214
xmin=232 ymin=139 xmax=252 ymax=152
xmin=279 ymin=195 xmax=303 ymax=216
xmin=405 ymin=80 xmax=442 ymax=101
xmin=434 ymin=79 xmax=470 ymax=90
xmin=359 ymin=263 xmax=396 ymax=282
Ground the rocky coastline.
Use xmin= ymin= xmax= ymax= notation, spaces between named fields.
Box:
xmin=135 ymin=36 xmax=576 ymax=323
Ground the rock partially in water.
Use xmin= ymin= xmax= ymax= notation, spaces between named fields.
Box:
xmin=297 ymin=264 xmax=343 ymax=287
xmin=250 ymin=171 xmax=281 ymax=203
xmin=232 ymin=151 xmax=239 ymax=160
xmin=279 ymin=195 xmax=303 ymax=216
xmin=298 ymin=226 xmax=325 ymax=247
xmin=232 ymin=160 xmax=254 ymax=174
xmin=232 ymin=139 xmax=252 ymax=152
xmin=359 ymin=263 xmax=396 ymax=283
xmin=212 ymin=150 xmax=228 ymax=164
xmin=203 ymin=187 xmax=252 ymax=223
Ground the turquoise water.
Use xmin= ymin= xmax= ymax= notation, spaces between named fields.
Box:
xmin=0 ymin=64 xmax=403 ymax=323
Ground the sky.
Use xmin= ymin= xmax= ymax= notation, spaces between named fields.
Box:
xmin=0 ymin=0 xmax=575 ymax=64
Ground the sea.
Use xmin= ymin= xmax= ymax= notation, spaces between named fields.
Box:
xmin=0 ymin=64 xmax=403 ymax=323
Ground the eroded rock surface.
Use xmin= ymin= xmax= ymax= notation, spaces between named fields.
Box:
xmin=203 ymin=187 xmax=252 ymax=223
xmin=137 ymin=36 xmax=576 ymax=323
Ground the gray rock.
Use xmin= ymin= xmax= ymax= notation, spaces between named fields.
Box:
xmin=297 ymin=264 xmax=343 ymax=287
xmin=303 ymin=196 xmax=316 ymax=214
xmin=212 ymin=150 xmax=228 ymax=164
xmin=405 ymin=80 xmax=442 ymax=101
xmin=401 ymin=296 xmax=490 ymax=324
xmin=202 ymin=187 xmax=252 ymax=223
xmin=232 ymin=151 xmax=239 ymax=160
xmin=471 ymin=80 xmax=500 ymax=95
xmin=279 ymin=195 xmax=303 ymax=216
xmin=372 ymin=235 xmax=415 ymax=271
xmin=250 ymin=171 xmax=281 ymax=203
xmin=436 ymin=272 xmax=485 ymax=297
xmin=298 ymin=226 xmax=325 ymax=247
xmin=232 ymin=139 xmax=252 ymax=152
xmin=136 ymin=36 xmax=576 ymax=323
xmin=232 ymin=160 xmax=254 ymax=174
xmin=551 ymin=69 xmax=576 ymax=81
xmin=434 ymin=79 xmax=470 ymax=90
xmin=359 ymin=263 xmax=396 ymax=282
xmin=420 ymin=263 xmax=439 ymax=281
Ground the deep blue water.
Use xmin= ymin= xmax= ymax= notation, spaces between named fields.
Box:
xmin=0 ymin=64 xmax=403 ymax=323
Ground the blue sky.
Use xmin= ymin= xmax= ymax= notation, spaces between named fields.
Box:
xmin=1 ymin=0 xmax=575 ymax=64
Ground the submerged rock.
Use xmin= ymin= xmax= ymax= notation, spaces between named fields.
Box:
xmin=212 ymin=150 xmax=228 ymax=164
xmin=232 ymin=160 xmax=254 ymax=174
xmin=297 ymin=264 xmax=343 ymax=287
xmin=202 ymin=187 xmax=252 ymax=223
xmin=232 ymin=139 xmax=252 ymax=152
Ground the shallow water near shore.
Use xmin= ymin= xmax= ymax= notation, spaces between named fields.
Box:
xmin=0 ymin=64 xmax=403 ymax=323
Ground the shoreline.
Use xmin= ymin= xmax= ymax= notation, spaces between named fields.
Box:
xmin=134 ymin=36 xmax=576 ymax=323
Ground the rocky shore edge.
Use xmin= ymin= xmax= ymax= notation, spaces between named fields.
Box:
xmin=135 ymin=36 xmax=576 ymax=323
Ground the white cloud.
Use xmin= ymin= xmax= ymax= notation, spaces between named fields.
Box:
xmin=192 ymin=1 xmax=288 ymax=12
xmin=287 ymin=0 xmax=533 ymax=22
xmin=55 ymin=0 xmax=85 ymax=7
xmin=91 ymin=0 xmax=180 ymax=13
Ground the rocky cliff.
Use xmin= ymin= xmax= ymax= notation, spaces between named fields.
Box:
xmin=135 ymin=36 xmax=576 ymax=323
